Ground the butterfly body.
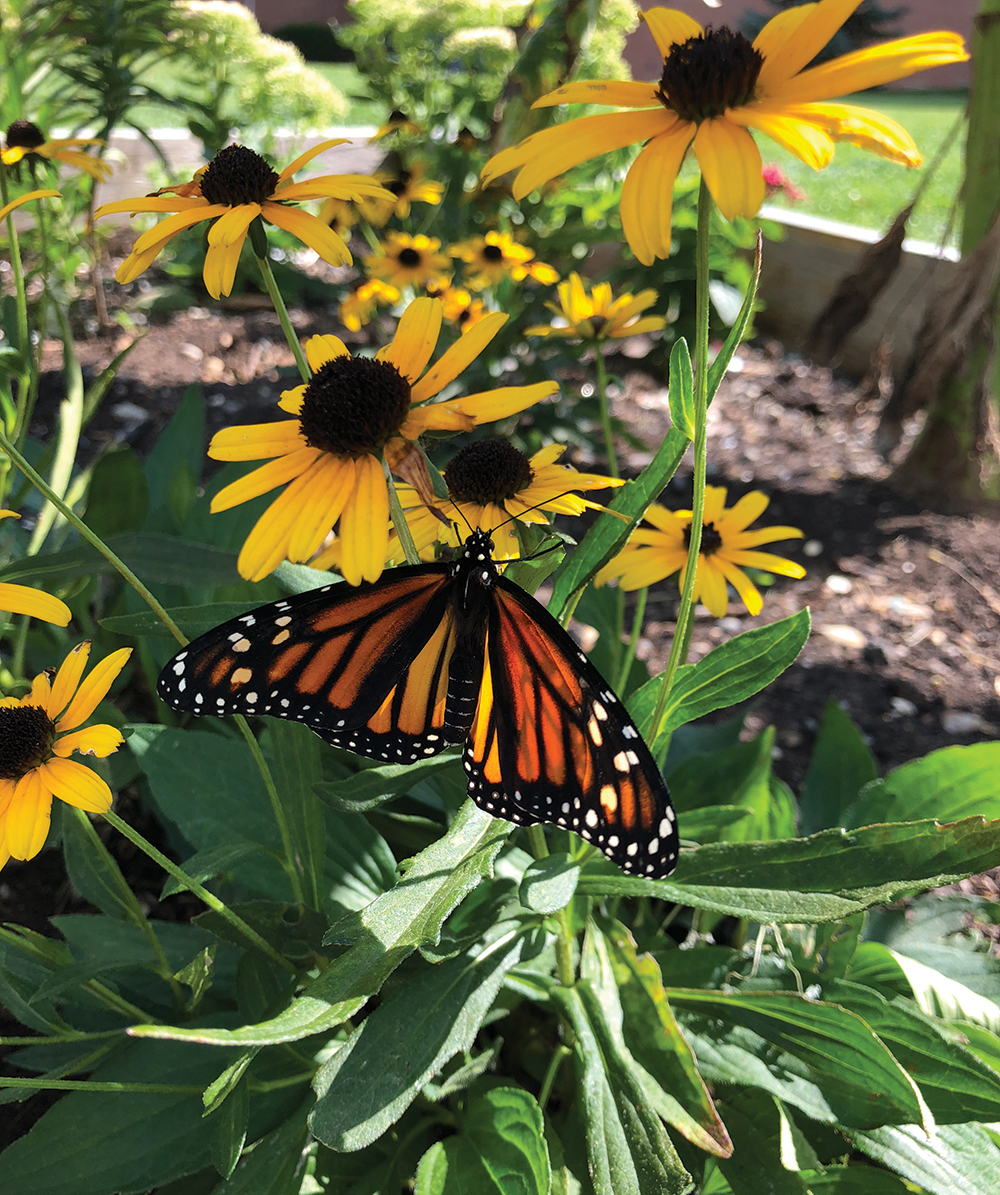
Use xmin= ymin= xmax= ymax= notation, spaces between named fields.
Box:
xmin=157 ymin=529 xmax=678 ymax=877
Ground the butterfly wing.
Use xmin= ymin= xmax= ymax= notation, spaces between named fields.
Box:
xmin=158 ymin=564 xmax=476 ymax=764
xmin=464 ymin=577 xmax=678 ymax=878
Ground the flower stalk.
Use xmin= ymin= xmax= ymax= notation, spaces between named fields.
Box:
xmin=252 ymin=239 xmax=311 ymax=383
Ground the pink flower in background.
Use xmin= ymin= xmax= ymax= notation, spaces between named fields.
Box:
xmin=762 ymin=164 xmax=805 ymax=203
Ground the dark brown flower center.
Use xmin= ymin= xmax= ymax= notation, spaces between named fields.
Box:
xmin=397 ymin=247 xmax=421 ymax=267
xmin=685 ymin=521 xmax=723 ymax=556
xmin=387 ymin=171 xmax=411 ymax=197
xmin=5 ymin=120 xmax=45 ymax=150
xmin=483 ymin=244 xmax=504 ymax=263
xmin=656 ymin=28 xmax=763 ymax=122
xmin=199 ymin=144 xmax=279 ymax=207
xmin=445 ymin=438 xmax=534 ymax=505
xmin=0 ymin=704 xmax=56 ymax=780
xmin=297 ymin=355 xmax=411 ymax=457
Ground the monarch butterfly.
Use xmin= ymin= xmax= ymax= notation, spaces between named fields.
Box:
xmin=157 ymin=528 xmax=678 ymax=877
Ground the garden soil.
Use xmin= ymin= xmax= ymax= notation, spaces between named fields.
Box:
xmin=2 ymin=303 xmax=998 ymax=1147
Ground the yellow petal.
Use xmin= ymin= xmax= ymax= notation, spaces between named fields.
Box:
xmin=50 ymin=148 xmax=112 ymax=180
xmin=305 ymin=334 xmax=350 ymax=372
xmin=48 ymin=642 xmax=92 ymax=719
xmin=210 ymin=448 xmax=320 ymax=513
xmin=695 ymin=558 xmax=730 ymax=618
xmin=276 ymin=138 xmax=351 ymax=181
xmin=772 ymin=32 xmax=968 ymax=104
xmin=693 ymin=119 xmax=765 ymax=221
xmin=732 ymin=525 xmax=805 ymax=548
xmin=57 ymin=648 xmax=132 ymax=732
xmin=27 ymin=671 xmax=51 ymax=709
xmin=453 ymin=381 xmax=558 ymax=425
xmin=620 ymin=122 xmax=694 ymax=265
xmin=39 ymin=758 xmax=113 ymax=813
xmin=702 ymin=486 xmax=728 ymax=524
xmin=132 ymin=204 xmax=226 ymax=254
xmin=338 ymin=455 xmax=389 ymax=585
xmin=726 ymin=104 xmax=834 ymax=170
xmin=0 ymin=189 xmax=62 ymax=223
xmin=236 ymin=455 xmax=331 ymax=581
xmin=756 ymin=0 xmax=863 ymax=93
xmin=6 ymin=769 xmax=52 ymax=860
xmin=798 ymin=102 xmax=921 ymax=166
xmin=95 ymin=195 xmax=207 ymax=218
xmin=378 ymin=297 xmax=442 ymax=381
xmin=534 ymin=80 xmax=660 ymax=109
xmin=0 ymin=583 xmax=71 ymax=626
xmin=725 ymin=548 xmax=807 ymax=578
xmin=279 ymin=385 xmax=307 ymax=414
xmin=715 ymin=558 xmax=764 ymax=615
xmin=116 ymin=233 xmax=176 ymax=285
xmin=641 ymin=7 xmax=704 ymax=58
xmin=263 ymin=203 xmax=352 ymax=267
xmin=410 ymin=312 xmax=506 ymax=403
xmin=209 ymin=421 xmax=307 ymax=463
xmin=203 ymin=236 xmax=245 ymax=300
xmin=753 ymin=3 xmax=819 ymax=78
xmin=287 ymin=456 xmax=357 ymax=562
xmin=208 ymin=204 xmax=260 ymax=247
xmin=716 ymin=490 xmax=769 ymax=533
xmin=53 ymin=725 xmax=124 ymax=759
xmin=482 ymin=109 xmax=675 ymax=201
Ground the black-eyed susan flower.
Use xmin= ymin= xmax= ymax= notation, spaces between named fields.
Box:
xmin=319 ymin=438 xmax=622 ymax=567
xmin=481 ymin=3 xmax=967 ymax=265
xmin=2 ymin=121 xmax=111 ymax=182
xmin=595 ymin=485 xmax=805 ymax=617
xmin=95 ymin=141 xmax=394 ymax=300
xmin=0 ymin=513 xmax=70 ymax=626
xmin=428 ymin=281 xmax=491 ymax=335
xmin=0 ymin=643 xmax=131 ymax=871
xmin=450 ymin=231 xmax=558 ymax=289
xmin=356 ymin=163 xmax=446 ymax=226
xmin=208 ymin=299 xmax=557 ymax=586
xmin=525 ymin=273 xmax=667 ymax=340
xmin=339 ymin=278 xmax=401 ymax=332
xmin=318 ymin=196 xmax=358 ymax=238
xmin=364 ymin=231 xmax=452 ymax=290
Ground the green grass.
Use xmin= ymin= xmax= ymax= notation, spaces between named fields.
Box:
xmin=759 ymin=90 xmax=966 ymax=246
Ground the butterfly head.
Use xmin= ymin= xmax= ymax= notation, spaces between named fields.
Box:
xmin=461 ymin=527 xmax=496 ymax=563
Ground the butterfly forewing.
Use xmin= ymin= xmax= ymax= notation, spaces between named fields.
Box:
xmin=463 ymin=578 xmax=678 ymax=878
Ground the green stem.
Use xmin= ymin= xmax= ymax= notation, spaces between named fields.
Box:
xmin=0 ymin=168 xmax=32 ymax=433
xmin=253 ymin=249 xmax=310 ymax=383
xmin=102 ymin=809 xmax=297 ymax=975
xmin=0 ymin=1030 xmax=126 ymax=1046
xmin=384 ymin=462 xmax=421 ymax=565
xmin=0 ymin=431 xmax=187 ymax=646
xmin=232 ymin=714 xmax=305 ymax=906
xmin=0 ymin=1077 xmax=205 ymax=1094
xmin=538 ymin=1043 xmax=571 ymax=1111
xmin=594 ymin=349 xmax=618 ymax=479
xmin=19 ymin=161 xmax=50 ymax=448
xmin=524 ymin=825 xmax=576 ymax=988
xmin=615 ymin=586 xmax=647 ymax=694
xmin=646 ymin=179 xmax=712 ymax=742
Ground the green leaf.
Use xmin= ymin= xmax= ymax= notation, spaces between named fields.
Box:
xmin=0 ymin=533 xmax=240 ymax=588
xmin=845 ymin=743 xmax=1000 ymax=829
xmin=175 ymin=946 xmax=216 ymax=1012
xmin=705 ymin=234 xmax=762 ymax=400
xmin=552 ymin=982 xmax=690 ymax=1195
xmin=129 ymin=801 xmax=510 ymax=1047
xmin=264 ymin=722 xmax=326 ymax=913
xmin=549 ymin=419 xmax=696 ymax=619
xmin=314 ymin=754 xmax=462 ymax=813
xmin=800 ymin=701 xmax=878 ymax=835
xmin=61 ymin=807 xmax=150 ymax=925
xmin=847 ymin=1122 xmax=1000 ymax=1195
xmin=820 ymin=978 xmax=1000 ymax=1123
xmin=202 ymin=1049 xmax=262 ymax=1117
xmin=310 ymin=928 xmax=527 ymax=1150
xmin=667 ymin=338 xmax=695 ymax=440
xmin=520 ymin=853 xmax=579 ymax=914
xmin=666 ymin=990 xmax=928 ymax=1131
xmin=160 ymin=842 xmax=266 ymax=900
xmin=414 ymin=1087 xmax=551 ymax=1195
xmin=576 ymin=817 xmax=1000 ymax=922
xmin=208 ymin=1100 xmax=311 ymax=1195
xmin=714 ymin=1089 xmax=813 ymax=1194
xmin=629 ymin=610 xmax=810 ymax=750
xmin=874 ymin=948 xmax=1000 ymax=1032
xmin=84 ymin=445 xmax=148 ymax=538
xmin=210 ymin=1077 xmax=249 ymax=1180
xmin=321 ymin=806 xmax=398 ymax=918
xmin=100 ymin=602 xmax=258 ymax=639
xmin=143 ymin=385 xmax=205 ymax=533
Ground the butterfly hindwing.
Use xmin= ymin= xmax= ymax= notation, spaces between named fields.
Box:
xmin=464 ymin=576 xmax=678 ymax=878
